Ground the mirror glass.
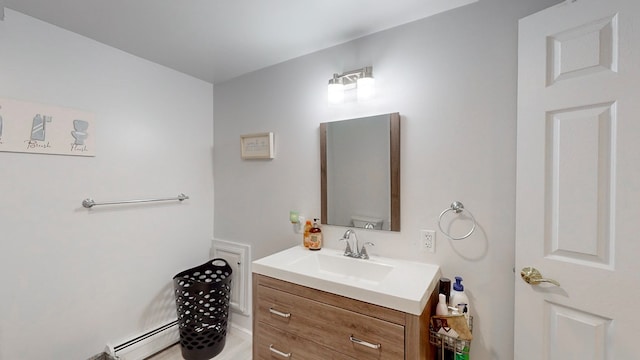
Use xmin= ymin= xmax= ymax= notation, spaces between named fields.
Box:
xmin=320 ymin=112 xmax=400 ymax=231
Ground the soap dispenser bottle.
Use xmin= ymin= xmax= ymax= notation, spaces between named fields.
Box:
xmin=450 ymin=276 xmax=470 ymax=316
xmin=309 ymin=218 xmax=323 ymax=251
xmin=303 ymin=220 xmax=313 ymax=248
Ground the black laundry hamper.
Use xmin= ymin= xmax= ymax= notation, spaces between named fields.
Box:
xmin=173 ymin=258 xmax=232 ymax=360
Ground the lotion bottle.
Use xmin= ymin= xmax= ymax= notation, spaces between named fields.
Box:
xmin=436 ymin=294 xmax=449 ymax=315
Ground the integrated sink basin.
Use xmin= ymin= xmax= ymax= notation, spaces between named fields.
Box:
xmin=287 ymin=252 xmax=394 ymax=284
xmin=252 ymin=246 xmax=441 ymax=315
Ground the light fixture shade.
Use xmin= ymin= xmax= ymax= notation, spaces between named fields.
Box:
xmin=357 ymin=77 xmax=375 ymax=101
xmin=328 ymin=67 xmax=374 ymax=103
xmin=328 ymin=82 xmax=345 ymax=104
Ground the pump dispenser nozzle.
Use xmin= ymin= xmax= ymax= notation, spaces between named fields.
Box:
xmin=453 ymin=276 xmax=464 ymax=291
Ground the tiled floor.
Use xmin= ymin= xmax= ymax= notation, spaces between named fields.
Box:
xmin=147 ymin=330 xmax=252 ymax=360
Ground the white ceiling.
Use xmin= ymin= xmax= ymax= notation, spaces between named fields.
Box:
xmin=4 ymin=0 xmax=476 ymax=84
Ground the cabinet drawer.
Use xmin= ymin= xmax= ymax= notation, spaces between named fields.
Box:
xmin=256 ymin=284 xmax=405 ymax=359
xmin=255 ymin=322 xmax=356 ymax=360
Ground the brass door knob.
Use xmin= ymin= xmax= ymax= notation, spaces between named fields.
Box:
xmin=521 ymin=267 xmax=560 ymax=286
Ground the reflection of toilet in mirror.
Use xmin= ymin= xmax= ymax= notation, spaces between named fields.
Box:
xmin=351 ymin=215 xmax=383 ymax=230
xmin=71 ymin=119 xmax=89 ymax=145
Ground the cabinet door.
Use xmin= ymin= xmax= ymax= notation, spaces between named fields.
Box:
xmin=256 ymin=285 xmax=405 ymax=359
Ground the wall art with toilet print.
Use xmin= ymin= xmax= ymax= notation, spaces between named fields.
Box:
xmin=0 ymin=98 xmax=95 ymax=156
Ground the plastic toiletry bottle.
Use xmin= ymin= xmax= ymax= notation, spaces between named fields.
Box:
xmin=455 ymin=341 xmax=470 ymax=360
xmin=450 ymin=276 xmax=470 ymax=317
xmin=436 ymin=293 xmax=449 ymax=316
xmin=309 ymin=218 xmax=323 ymax=250
xmin=439 ymin=277 xmax=451 ymax=305
xmin=303 ymin=220 xmax=313 ymax=248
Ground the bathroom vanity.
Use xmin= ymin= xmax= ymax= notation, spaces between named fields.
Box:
xmin=252 ymin=246 xmax=441 ymax=359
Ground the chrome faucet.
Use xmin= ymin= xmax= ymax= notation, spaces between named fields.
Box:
xmin=341 ymin=229 xmax=358 ymax=257
xmin=340 ymin=229 xmax=374 ymax=259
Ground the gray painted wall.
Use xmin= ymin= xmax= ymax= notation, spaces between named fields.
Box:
xmin=214 ymin=0 xmax=562 ymax=359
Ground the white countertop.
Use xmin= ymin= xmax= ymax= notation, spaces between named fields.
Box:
xmin=252 ymin=245 xmax=441 ymax=315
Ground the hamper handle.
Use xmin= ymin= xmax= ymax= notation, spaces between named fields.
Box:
xmin=211 ymin=258 xmax=231 ymax=268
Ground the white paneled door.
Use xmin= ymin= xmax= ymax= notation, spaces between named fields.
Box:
xmin=515 ymin=0 xmax=640 ymax=359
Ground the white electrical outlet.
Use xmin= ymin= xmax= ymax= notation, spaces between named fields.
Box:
xmin=420 ymin=230 xmax=436 ymax=253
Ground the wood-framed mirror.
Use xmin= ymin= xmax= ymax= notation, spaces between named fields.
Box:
xmin=320 ymin=112 xmax=400 ymax=231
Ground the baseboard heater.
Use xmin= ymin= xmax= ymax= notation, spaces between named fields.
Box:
xmin=105 ymin=320 xmax=180 ymax=360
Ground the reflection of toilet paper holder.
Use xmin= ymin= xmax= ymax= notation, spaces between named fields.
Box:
xmin=351 ymin=215 xmax=383 ymax=230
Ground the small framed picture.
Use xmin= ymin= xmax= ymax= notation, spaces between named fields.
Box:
xmin=240 ymin=132 xmax=274 ymax=159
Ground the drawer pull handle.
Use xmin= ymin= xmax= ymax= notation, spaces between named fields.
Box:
xmin=269 ymin=344 xmax=292 ymax=358
xmin=349 ymin=335 xmax=381 ymax=349
xmin=269 ymin=308 xmax=291 ymax=318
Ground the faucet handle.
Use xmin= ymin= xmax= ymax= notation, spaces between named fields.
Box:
xmin=339 ymin=238 xmax=353 ymax=256
xmin=359 ymin=242 xmax=375 ymax=259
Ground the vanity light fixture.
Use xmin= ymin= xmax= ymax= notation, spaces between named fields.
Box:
xmin=328 ymin=74 xmax=345 ymax=104
xmin=327 ymin=66 xmax=375 ymax=104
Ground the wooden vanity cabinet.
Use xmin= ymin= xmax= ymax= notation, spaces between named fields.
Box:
xmin=253 ymin=274 xmax=437 ymax=360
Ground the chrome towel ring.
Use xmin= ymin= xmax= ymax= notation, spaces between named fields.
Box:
xmin=438 ymin=201 xmax=476 ymax=240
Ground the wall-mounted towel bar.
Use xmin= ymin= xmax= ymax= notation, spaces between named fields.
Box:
xmin=82 ymin=193 xmax=189 ymax=208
